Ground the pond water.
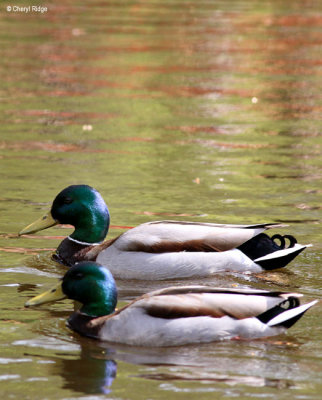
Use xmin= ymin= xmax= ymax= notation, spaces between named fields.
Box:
xmin=0 ymin=1 xmax=321 ymax=399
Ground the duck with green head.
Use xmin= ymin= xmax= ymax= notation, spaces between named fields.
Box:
xmin=19 ymin=184 xmax=310 ymax=280
xmin=25 ymin=261 xmax=317 ymax=346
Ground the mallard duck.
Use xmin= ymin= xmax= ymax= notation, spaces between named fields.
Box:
xmin=19 ymin=185 xmax=309 ymax=280
xmin=25 ymin=261 xmax=317 ymax=346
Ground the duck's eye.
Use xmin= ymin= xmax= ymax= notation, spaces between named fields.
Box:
xmin=74 ymin=272 xmax=84 ymax=280
xmin=63 ymin=197 xmax=73 ymax=205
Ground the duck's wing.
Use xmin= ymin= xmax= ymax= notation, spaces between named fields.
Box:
xmin=109 ymin=221 xmax=283 ymax=253
xmin=146 ymin=221 xmax=283 ymax=229
xmin=131 ymin=286 xmax=302 ymax=320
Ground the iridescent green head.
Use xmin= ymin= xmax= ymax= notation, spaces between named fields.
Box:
xmin=62 ymin=262 xmax=118 ymax=317
xmin=20 ymin=185 xmax=110 ymax=244
xmin=51 ymin=185 xmax=110 ymax=243
xmin=25 ymin=262 xmax=118 ymax=318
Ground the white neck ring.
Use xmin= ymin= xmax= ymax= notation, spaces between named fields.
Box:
xmin=67 ymin=236 xmax=102 ymax=246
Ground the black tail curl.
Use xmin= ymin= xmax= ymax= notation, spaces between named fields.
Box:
xmin=237 ymin=233 xmax=297 ymax=261
xmin=237 ymin=233 xmax=304 ymax=270
xmin=257 ymin=297 xmax=301 ymax=328
xmin=271 ymin=234 xmax=297 ymax=249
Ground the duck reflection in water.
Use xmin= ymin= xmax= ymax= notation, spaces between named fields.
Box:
xmin=55 ymin=339 xmax=299 ymax=393
xmin=54 ymin=345 xmax=117 ymax=395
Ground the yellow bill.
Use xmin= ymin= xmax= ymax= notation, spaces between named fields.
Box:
xmin=25 ymin=282 xmax=66 ymax=307
xmin=19 ymin=211 xmax=58 ymax=235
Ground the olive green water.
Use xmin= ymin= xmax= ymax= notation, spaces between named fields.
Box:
xmin=0 ymin=1 xmax=321 ymax=399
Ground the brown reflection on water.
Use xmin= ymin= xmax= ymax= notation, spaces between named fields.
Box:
xmin=246 ymin=15 xmax=322 ymax=122
xmin=0 ymin=248 xmax=55 ymax=255
xmin=16 ymin=109 xmax=117 ymax=120
xmin=0 ymin=141 xmax=142 ymax=155
xmin=2 ymin=2 xmax=321 ymax=132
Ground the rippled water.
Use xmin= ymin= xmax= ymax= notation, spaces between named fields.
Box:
xmin=0 ymin=1 xmax=321 ymax=399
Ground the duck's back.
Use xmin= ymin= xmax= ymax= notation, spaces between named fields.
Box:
xmin=111 ymin=220 xmax=268 ymax=252
xmin=95 ymin=221 xmax=270 ymax=279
